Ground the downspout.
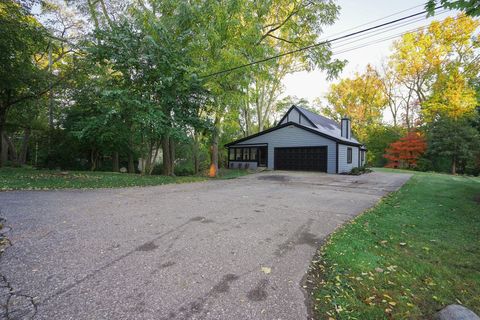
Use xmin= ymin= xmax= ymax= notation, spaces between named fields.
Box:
xmin=335 ymin=142 xmax=339 ymax=174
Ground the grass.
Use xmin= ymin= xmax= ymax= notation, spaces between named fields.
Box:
xmin=310 ymin=169 xmax=480 ymax=319
xmin=0 ymin=166 xmax=249 ymax=190
xmin=216 ymin=168 xmax=251 ymax=179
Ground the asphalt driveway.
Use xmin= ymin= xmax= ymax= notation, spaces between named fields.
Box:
xmin=0 ymin=171 xmax=411 ymax=320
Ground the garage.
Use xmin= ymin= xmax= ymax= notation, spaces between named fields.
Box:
xmin=226 ymin=105 xmax=366 ymax=173
xmin=274 ymin=146 xmax=327 ymax=172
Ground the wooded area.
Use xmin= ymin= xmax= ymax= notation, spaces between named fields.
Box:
xmin=1 ymin=0 xmax=479 ymax=176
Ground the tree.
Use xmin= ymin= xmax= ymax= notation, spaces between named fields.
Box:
xmin=246 ymin=0 xmax=345 ymax=133
xmin=178 ymin=0 xmax=257 ymax=177
xmin=389 ymin=14 xmax=480 ymax=126
xmin=377 ymin=63 xmax=402 ymax=127
xmin=364 ymin=125 xmax=404 ymax=167
xmin=0 ymin=1 xmax=84 ymax=167
xmin=323 ymin=64 xmax=387 ymax=141
xmin=384 ymin=132 xmax=427 ymax=169
xmin=426 ymin=0 xmax=480 ymax=16
xmin=182 ymin=0 xmax=346 ymax=176
xmin=64 ymin=63 xmax=131 ymax=171
xmin=427 ymin=117 xmax=480 ymax=174
xmin=0 ymin=1 xmax=49 ymax=166
xmin=377 ymin=61 xmax=421 ymax=128
xmin=55 ymin=1 xmax=209 ymax=175
xmin=422 ymin=67 xmax=478 ymax=121
xmin=273 ymin=96 xmax=312 ymax=125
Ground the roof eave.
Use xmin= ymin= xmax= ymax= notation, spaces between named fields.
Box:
xmin=225 ymin=122 xmax=363 ymax=148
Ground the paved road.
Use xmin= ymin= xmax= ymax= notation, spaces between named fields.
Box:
xmin=0 ymin=171 xmax=410 ymax=320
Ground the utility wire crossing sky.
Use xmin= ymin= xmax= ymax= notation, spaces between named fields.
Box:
xmin=200 ymin=5 xmax=443 ymax=79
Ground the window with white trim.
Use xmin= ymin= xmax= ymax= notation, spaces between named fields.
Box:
xmin=347 ymin=147 xmax=352 ymax=164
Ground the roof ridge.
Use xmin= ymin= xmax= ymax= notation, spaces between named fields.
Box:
xmin=294 ymin=105 xmax=340 ymax=128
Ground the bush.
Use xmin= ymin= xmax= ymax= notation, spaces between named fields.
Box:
xmin=347 ymin=166 xmax=372 ymax=175
xmin=150 ymin=162 xmax=195 ymax=176
xmin=151 ymin=164 xmax=163 ymax=175
xmin=174 ymin=165 xmax=194 ymax=176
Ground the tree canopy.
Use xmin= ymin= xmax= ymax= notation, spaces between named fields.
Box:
xmin=1 ymin=1 xmax=479 ymax=176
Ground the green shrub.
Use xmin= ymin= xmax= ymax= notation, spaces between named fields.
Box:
xmin=174 ymin=165 xmax=194 ymax=176
xmin=347 ymin=166 xmax=372 ymax=175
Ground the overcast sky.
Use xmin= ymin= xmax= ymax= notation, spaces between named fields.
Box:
xmin=281 ymin=0 xmax=459 ymax=109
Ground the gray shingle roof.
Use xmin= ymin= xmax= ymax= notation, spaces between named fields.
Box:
xmin=293 ymin=105 xmax=361 ymax=144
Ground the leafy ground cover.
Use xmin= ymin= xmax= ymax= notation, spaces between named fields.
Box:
xmin=216 ymin=168 xmax=251 ymax=179
xmin=0 ymin=167 xmax=249 ymax=190
xmin=309 ymin=169 xmax=480 ymax=319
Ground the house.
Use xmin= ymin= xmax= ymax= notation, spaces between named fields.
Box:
xmin=225 ymin=105 xmax=367 ymax=173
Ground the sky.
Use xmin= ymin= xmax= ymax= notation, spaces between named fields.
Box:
xmin=281 ymin=0 xmax=459 ymax=107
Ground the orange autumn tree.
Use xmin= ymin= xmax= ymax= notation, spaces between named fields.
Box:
xmin=384 ymin=132 xmax=427 ymax=169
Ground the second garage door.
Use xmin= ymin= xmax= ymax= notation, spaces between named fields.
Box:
xmin=274 ymin=146 xmax=327 ymax=172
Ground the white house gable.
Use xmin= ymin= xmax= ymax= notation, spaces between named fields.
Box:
xmin=279 ymin=108 xmax=311 ymax=127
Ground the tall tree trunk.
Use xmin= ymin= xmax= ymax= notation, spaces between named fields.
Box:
xmin=98 ymin=0 xmax=114 ymax=28
xmin=405 ymin=104 xmax=411 ymax=130
xmin=142 ymin=140 xmax=154 ymax=175
xmin=148 ymin=141 xmax=160 ymax=175
xmin=193 ymin=152 xmax=199 ymax=174
xmin=87 ymin=0 xmax=100 ymax=30
xmin=390 ymin=105 xmax=397 ymax=127
xmin=256 ymin=95 xmax=264 ymax=132
xmin=210 ymin=134 xmax=219 ymax=177
xmin=48 ymin=46 xmax=54 ymax=130
xmin=128 ymin=152 xmax=135 ymax=173
xmin=90 ymin=149 xmax=97 ymax=171
xmin=193 ymin=132 xmax=200 ymax=174
xmin=169 ymin=136 xmax=175 ymax=176
xmin=5 ymin=135 xmax=17 ymax=163
xmin=18 ymin=128 xmax=30 ymax=165
xmin=209 ymin=116 xmax=220 ymax=177
xmin=0 ymin=131 xmax=8 ymax=167
xmin=452 ymin=156 xmax=456 ymax=175
xmin=112 ymin=151 xmax=119 ymax=172
xmin=162 ymin=136 xmax=172 ymax=176
xmin=0 ymin=104 xmax=8 ymax=167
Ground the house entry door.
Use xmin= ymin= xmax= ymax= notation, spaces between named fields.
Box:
xmin=258 ymin=146 xmax=267 ymax=167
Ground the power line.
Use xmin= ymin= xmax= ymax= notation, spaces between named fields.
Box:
xmin=200 ymin=5 xmax=443 ymax=79
xmin=330 ymin=13 xmax=468 ymax=56
xmin=328 ymin=9 xmax=448 ymax=49
xmin=317 ymin=2 xmax=429 ymax=41
xmin=330 ymin=9 xmax=451 ymax=51
xmin=266 ymin=12 xmax=468 ymax=73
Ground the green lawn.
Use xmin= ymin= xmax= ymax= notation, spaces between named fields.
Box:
xmin=310 ymin=169 xmax=480 ymax=319
xmin=0 ymin=167 xmax=249 ymax=190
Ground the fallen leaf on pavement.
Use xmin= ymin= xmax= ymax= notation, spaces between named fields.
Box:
xmin=261 ymin=266 xmax=271 ymax=274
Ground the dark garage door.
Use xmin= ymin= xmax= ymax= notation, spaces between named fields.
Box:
xmin=274 ymin=147 xmax=327 ymax=172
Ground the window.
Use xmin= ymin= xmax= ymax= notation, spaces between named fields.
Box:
xmin=361 ymin=150 xmax=365 ymax=162
xmin=235 ymin=148 xmax=242 ymax=160
xmin=250 ymin=148 xmax=257 ymax=161
xmin=228 ymin=147 xmax=264 ymax=162
xmin=347 ymin=147 xmax=352 ymax=164
xmin=243 ymin=148 xmax=249 ymax=160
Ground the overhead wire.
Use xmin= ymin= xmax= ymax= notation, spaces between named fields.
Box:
xmin=315 ymin=2 xmax=436 ymax=43
xmin=330 ymin=13 xmax=468 ymax=56
xmin=199 ymin=5 xmax=445 ymax=79
xmin=327 ymin=9 xmax=450 ymax=49
xmin=321 ymin=2 xmax=429 ymax=39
